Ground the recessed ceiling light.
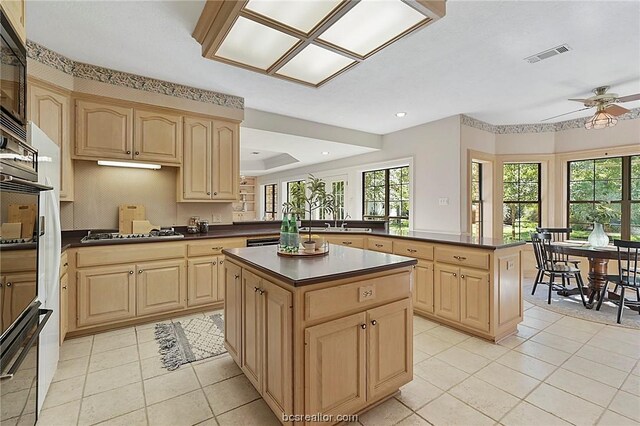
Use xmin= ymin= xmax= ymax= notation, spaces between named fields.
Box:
xmin=321 ymin=151 xmax=330 ymax=155
xmin=251 ymin=151 xmax=260 ymax=155
xmin=396 ymin=112 xmax=407 ymax=118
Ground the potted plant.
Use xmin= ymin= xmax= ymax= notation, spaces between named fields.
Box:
xmin=586 ymin=201 xmax=617 ymax=247
xmin=283 ymin=175 xmax=334 ymax=251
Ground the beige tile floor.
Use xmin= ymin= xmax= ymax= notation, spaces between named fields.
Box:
xmin=35 ymin=303 xmax=640 ymax=426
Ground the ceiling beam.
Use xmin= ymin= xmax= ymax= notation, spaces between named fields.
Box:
xmin=401 ymin=0 xmax=447 ymax=20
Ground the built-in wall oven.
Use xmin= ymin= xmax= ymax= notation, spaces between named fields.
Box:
xmin=1 ymin=164 xmax=53 ymax=425
xmin=1 ymin=9 xmax=27 ymax=140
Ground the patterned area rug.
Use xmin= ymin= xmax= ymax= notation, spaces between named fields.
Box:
xmin=524 ymin=281 xmax=640 ymax=329
xmin=155 ymin=314 xmax=227 ymax=370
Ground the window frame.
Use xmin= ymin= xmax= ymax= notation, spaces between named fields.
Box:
xmin=471 ymin=161 xmax=483 ymax=238
xmin=362 ymin=166 xmax=410 ymax=228
xmin=567 ymin=155 xmax=638 ymax=241
xmin=263 ymin=183 xmax=277 ymax=220
xmin=502 ymin=162 xmax=542 ymax=241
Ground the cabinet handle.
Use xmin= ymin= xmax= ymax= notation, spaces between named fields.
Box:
xmin=254 ymin=286 xmax=259 ymax=292
xmin=126 ymin=150 xmax=131 ymax=154
xmin=207 ymin=192 xmax=211 ymax=195
xmin=453 ymin=273 xmax=457 ymax=277
xmin=461 ymin=275 xmax=465 ymax=278
xmin=342 ymin=241 xmax=352 ymax=245
xmin=375 ymin=244 xmax=383 ymax=247
xmin=64 ymin=262 xmax=68 ymax=267
xmin=407 ymin=249 xmax=417 ymax=253
xmin=371 ymin=320 xmax=377 ymax=326
xmin=214 ymin=192 xmax=217 ymax=195
xmin=134 ymin=151 xmax=139 ymax=155
xmin=129 ymin=271 xmax=134 ymax=274
xmin=258 ymin=289 xmax=265 ymax=295
xmin=5 ymin=282 xmax=11 ymax=287
xmin=453 ymin=255 xmax=467 ymax=261
xmin=62 ymin=286 xmax=67 ymax=290
xmin=138 ymin=270 xmax=143 ymax=274
xmin=212 ymin=261 xmax=216 ymax=265
xmin=361 ymin=324 xmax=367 ymax=330
xmin=213 ymin=247 xmax=223 ymax=250
xmin=234 ymin=274 xmax=240 ymax=279
xmin=219 ymin=260 xmax=224 ymax=264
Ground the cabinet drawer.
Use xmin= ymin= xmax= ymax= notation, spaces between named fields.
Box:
xmin=393 ymin=240 xmax=434 ymax=260
xmin=76 ymin=242 xmax=185 ymax=268
xmin=367 ymin=237 xmax=393 ymax=253
xmin=325 ymin=236 xmax=365 ymax=249
xmin=435 ymin=247 xmax=490 ymax=270
xmin=187 ymin=238 xmax=245 ymax=257
xmin=304 ymin=270 xmax=411 ymax=322
xmin=60 ymin=251 xmax=69 ymax=278
xmin=1 ymin=249 xmax=36 ymax=273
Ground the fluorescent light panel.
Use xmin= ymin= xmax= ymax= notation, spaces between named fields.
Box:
xmin=216 ymin=16 xmax=299 ymax=70
xmin=318 ymin=0 xmax=426 ymax=56
xmin=277 ymin=44 xmax=354 ymax=85
xmin=97 ymin=161 xmax=161 ymax=170
xmin=244 ymin=0 xmax=342 ymax=33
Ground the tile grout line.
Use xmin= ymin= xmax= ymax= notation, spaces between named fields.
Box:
xmin=76 ymin=336 xmax=94 ymax=426
xmin=191 ymin=355 xmax=220 ymax=425
xmin=135 ymin=328 xmax=151 ymax=426
xmin=594 ymin=356 xmax=640 ymax=425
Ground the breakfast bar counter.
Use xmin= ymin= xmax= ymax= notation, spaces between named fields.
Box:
xmin=222 ymin=245 xmax=417 ymax=424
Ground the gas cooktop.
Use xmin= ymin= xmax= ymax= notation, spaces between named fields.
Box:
xmin=80 ymin=228 xmax=184 ymax=243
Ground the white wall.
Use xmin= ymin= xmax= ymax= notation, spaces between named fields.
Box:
xmin=257 ymin=115 xmax=463 ymax=233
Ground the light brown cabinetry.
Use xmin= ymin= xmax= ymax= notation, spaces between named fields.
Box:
xmin=180 ymin=117 xmax=240 ymax=201
xmin=136 ymin=259 xmax=186 ymax=316
xmin=133 ymin=109 xmax=182 ymax=164
xmin=324 ymin=236 xmax=365 ymax=248
xmin=241 ymin=269 xmax=262 ymax=390
xmin=1 ymin=0 xmax=26 ymax=42
xmin=29 ymin=81 xmax=74 ymax=200
xmin=187 ymin=255 xmax=224 ymax=307
xmin=1 ymin=273 xmax=36 ymax=328
xmin=75 ymin=100 xmax=134 ymax=160
xmin=60 ymin=273 xmax=69 ymax=344
xmin=367 ymin=237 xmax=393 ymax=253
xmin=414 ymin=260 xmax=434 ymax=313
xmin=224 ymin=260 xmax=242 ymax=363
xmin=459 ymin=269 xmax=490 ymax=332
xmin=77 ymin=264 xmax=137 ymax=327
xmin=434 ymin=264 xmax=460 ymax=322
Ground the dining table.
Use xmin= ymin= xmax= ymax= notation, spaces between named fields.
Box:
xmin=548 ymin=241 xmax=636 ymax=310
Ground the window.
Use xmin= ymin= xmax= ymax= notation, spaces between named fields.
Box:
xmin=263 ymin=183 xmax=277 ymax=220
xmin=286 ymin=180 xmax=305 ymax=218
xmin=568 ymin=155 xmax=640 ymax=241
xmin=471 ymin=161 xmax=483 ymax=238
xmin=363 ymin=166 xmax=409 ymax=231
xmin=332 ymin=180 xmax=345 ymax=220
xmin=503 ymin=163 xmax=541 ymax=242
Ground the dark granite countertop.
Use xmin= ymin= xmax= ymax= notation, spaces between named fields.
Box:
xmin=222 ymin=244 xmax=417 ymax=286
xmin=60 ymin=222 xmax=525 ymax=252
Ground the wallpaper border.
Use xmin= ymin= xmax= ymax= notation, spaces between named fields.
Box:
xmin=27 ymin=41 xmax=244 ymax=110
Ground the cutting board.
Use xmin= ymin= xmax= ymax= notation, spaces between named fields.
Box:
xmin=1 ymin=223 xmax=22 ymax=239
xmin=132 ymin=220 xmax=159 ymax=234
xmin=118 ymin=204 xmax=146 ymax=234
xmin=8 ymin=204 xmax=37 ymax=238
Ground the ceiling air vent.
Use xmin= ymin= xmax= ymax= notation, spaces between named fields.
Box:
xmin=524 ymin=44 xmax=571 ymax=64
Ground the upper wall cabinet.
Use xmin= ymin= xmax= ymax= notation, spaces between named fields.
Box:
xmin=134 ymin=109 xmax=182 ymax=164
xmin=1 ymin=0 xmax=26 ymax=43
xmin=28 ymin=81 xmax=74 ymax=201
xmin=75 ymin=99 xmax=183 ymax=166
xmin=179 ymin=117 xmax=239 ymax=202
xmin=75 ymin=99 xmax=134 ymax=160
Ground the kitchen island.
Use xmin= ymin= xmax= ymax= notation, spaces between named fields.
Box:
xmin=222 ymin=244 xmax=417 ymax=424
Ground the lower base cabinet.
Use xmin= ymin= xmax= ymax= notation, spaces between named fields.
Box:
xmin=60 ymin=273 xmax=69 ymax=344
xmin=187 ymin=255 xmax=225 ymax=307
xmin=224 ymin=260 xmax=242 ymax=362
xmin=434 ymin=264 xmax=489 ymax=332
xmin=414 ymin=260 xmax=434 ymax=313
xmin=137 ymin=259 xmax=186 ymax=316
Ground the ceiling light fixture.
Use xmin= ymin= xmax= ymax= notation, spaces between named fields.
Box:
xmin=584 ymin=108 xmax=618 ymax=130
xmin=97 ymin=161 xmax=161 ymax=170
xmin=193 ymin=0 xmax=446 ymax=87
xmin=321 ymin=151 xmax=330 ymax=155
xmin=395 ymin=112 xmax=407 ymax=118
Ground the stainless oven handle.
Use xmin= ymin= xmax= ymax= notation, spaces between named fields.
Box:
xmin=0 ymin=175 xmax=53 ymax=192
xmin=0 ymin=309 xmax=52 ymax=380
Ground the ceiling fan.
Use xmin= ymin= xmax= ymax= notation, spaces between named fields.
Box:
xmin=543 ymin=86 xmax=640 ymax=129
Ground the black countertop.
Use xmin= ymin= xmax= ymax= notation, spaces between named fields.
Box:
xmin=222 ymin=244 xmax=417 ymax=286
xmin=60 ymin=222 xmax=526 ymax=251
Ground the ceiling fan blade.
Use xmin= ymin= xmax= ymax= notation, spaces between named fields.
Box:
xmin=605 ymin=104 xmax=630 ymax=116
xmin=541 ymin=107 xmax=592 ymax=122
xmin=567 ymin=98 xmax=588 ymax=103
xmin=616 ymin=93 xmax=640 ymax=103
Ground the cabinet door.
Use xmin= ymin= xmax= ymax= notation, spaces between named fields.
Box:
xmin=29 ymin=83 xmax=74 ymax=200
xmin=434 ymin=264 xmax=460 ymax=322
xmin=77 ymin=264 xmax=136 ymax=327
xmin=262 ymin=280 xmax=292 ymax=417
xmin=60 ymin=273 xmax=69 ymax=344
xmin=305 ymin=312 xmax=367 ymax=417
xmin=367 ymin=299 xmax=412 ymax=400
xmin=211 ymin=120 xmax=239 ymax=200
xmin=187 ymin=258 xmax=218 ymax=307
xmin=460 ymin=269 xmax=490 ymax=332
xmin=241 ymin=269 xmax=262 ymax=390
xmin=75 ymin=100 xmax=133 ymax=159
xmin=182 ymin=118 xmax=212 ymax=200
xmin=414 ymin=260 xmax=434 ymax=313
xmin=134 ymin=109 xmax=182 ymax=164
xmin=3 ymin=273 xmax=36 ymax=328
xmin=137 ymin=260 xmax=186 ymax=316
xmin=2 ymin=0 xmax=26 ymax=42
xmin=224 ymin=261 xmax=242 ymax=363
xmin=217 ymin=256 xmax=225 ymax=300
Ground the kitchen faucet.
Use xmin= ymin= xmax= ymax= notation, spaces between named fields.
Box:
xmin=341 ymin=214 xmax=351 ymax=229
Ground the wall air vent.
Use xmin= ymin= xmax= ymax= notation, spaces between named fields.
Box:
xmin=524 ymin=44 xmax=571 ymax=64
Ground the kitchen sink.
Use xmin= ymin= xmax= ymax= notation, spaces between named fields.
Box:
xmin=299 ymin=227 xmax=372 ymax=233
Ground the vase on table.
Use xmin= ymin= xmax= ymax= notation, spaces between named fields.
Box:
xmin=588 ymin=222 xmax=609 ymax=247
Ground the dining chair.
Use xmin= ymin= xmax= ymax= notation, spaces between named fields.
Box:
xmin=536 ymin=227 xmax=580 ymax=266
xmin=531 ymin=232 xmax=587 ymax=306
xmin=595 ymin=239 xmax=640 ymax=324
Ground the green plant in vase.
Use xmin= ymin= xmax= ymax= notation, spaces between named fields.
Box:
xmin=283 ymin=175 xmax=334 ymax=251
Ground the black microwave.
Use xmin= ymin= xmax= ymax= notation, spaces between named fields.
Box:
xmin=0 ymin=10 xmax=27 ymax=139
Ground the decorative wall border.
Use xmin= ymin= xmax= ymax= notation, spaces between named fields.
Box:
xmin=461 ymin=108 xmax=640 ymax=134
xmin=27 ymin=41 xmax=244 ymax=110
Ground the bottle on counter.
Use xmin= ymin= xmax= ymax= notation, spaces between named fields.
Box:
xmin=289 ymin=214 xmax=300 ymax=252
xmin=279 ymin=215 xmax=290 ymax=250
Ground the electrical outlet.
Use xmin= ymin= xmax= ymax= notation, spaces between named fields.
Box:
xmin=358 ymin=285 xmax=376 ymax=302
xmin=438 ymin=197 xmax=449 ymax=206
xmin=212 ymin=214 xmax=222 ymax=223
xmin=507 ymin=260 xmax=515 ymax=270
